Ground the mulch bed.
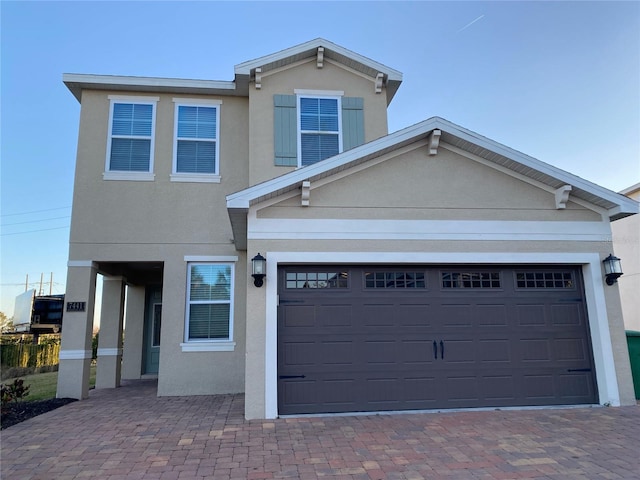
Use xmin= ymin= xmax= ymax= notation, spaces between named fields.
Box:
xmin=1 ymin=398 xmax=77 ymax=430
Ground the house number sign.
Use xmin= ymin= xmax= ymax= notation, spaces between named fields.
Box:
xmin=66 ymin=302 xmax=86 ymax=312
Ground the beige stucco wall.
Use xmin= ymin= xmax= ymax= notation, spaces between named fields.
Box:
xmin=612 ymin=186 xmax=640 ymax=331
xmin=67 ymin=89 xmax=251 ymax=396
xmin=69 ymin=90 xmax=249 ymax=249
xmin=258 ymin=143 xmax=603 ymax=222
xmin=247 ymin=59 xmax=390 ymax=185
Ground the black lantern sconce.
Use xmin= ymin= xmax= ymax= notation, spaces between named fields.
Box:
xmin=603 ymin=254 xmax=623 ymax=286
xmin=251 ymin=253 xmax=266 ymax=287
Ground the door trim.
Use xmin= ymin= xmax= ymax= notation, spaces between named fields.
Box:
xmin=264 ymin=252 xmax=617 ymax=419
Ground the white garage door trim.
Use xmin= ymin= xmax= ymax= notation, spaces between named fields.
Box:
xmin=264 ymin=251 xmax=618 ymax=419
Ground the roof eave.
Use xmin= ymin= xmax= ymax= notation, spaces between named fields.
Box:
xmin=63 ymin=73 xmax=240 ymax=102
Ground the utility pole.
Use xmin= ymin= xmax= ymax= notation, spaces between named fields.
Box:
xmin=50 ymin=272 xmax=53 ymax=295
xmin=39 ymin=273 xmax=44 ymax=296
xmin=25 ymin=274 xmax=29 ymax=292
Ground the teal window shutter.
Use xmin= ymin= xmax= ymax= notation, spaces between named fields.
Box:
xmin=341 ymin=97 xmax=364 ymax=151
xmin=274 ymin=95 xmax=297 ymax=166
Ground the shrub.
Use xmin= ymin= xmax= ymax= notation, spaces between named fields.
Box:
xmin=1 ymin=378 xmax=30 ymax=407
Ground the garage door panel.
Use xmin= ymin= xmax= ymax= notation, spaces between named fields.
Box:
xmin=440 ymin=304 xmax=473 ymax=327
xmin=360 ymin=304 xmax=397 ymax=327
xmin=481 ymin=375 xmax=516 ymax=401
xmin=557 ymin=373 xmax=595 ymax=399
xmin=516 ymin=304 xmax=547 ymax=326
xmin=477 ymin=339 xmax=512 ymax=363
xmin=551 ymin=304 xmax=582 ymax=326
xmin=554 ymin=338 xmax=590 ymax=362
xmin=403 ymin=339 xmax=437 ymax=364
xmin=476 ymin=304 xmax=509 ymax=326
xmin=281 ymin=305 xmax=316 ymax=328
xmin=278 ymin=265 xmax=597 ymax=415
xmin=317 ymin=304 xmax=354 ymax=327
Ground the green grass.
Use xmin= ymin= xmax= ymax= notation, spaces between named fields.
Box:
xmin=10 ymin=366 xmax=97 ymax=402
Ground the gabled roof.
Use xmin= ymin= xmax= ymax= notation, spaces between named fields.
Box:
xmin=234 ymin=38 xmax=403 ymax=104
xmin=227 ymin=116 xmax=639 ymax=249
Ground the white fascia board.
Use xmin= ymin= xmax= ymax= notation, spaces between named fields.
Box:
xmin=63 ymin=73 xmax=236 ymax=101
xmin=234 ymin=38 xmax=403 ymax=82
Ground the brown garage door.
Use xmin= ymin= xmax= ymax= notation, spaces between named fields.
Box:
xmin=277 ymin=266 xmax=598 ymax=415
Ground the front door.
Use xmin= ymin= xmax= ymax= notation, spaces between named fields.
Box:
xmin=144 ymin=286 xmax=162 ymax=375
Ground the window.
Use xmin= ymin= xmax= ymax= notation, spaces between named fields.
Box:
xmin=274 ymin=93 xmax=363 ymax=168
xmin=515 ymin=271 xmax=574 ymax=289
xmin=441 ymin=272 xmax=501 ymax=289
xmin=298 ymin=96 xmax=342 ymax=167
xmin=185 ymin=263 xmax=234 ymax=345
xmin=365 ymin=272 xmax=426 ymax=289
xmin=285 ymin=271 xmax=348 ymax=289
xmin=105 ymin=96 xmax=158 ymax=180
xmin=172 ymin=99 xmax=221 ymax=182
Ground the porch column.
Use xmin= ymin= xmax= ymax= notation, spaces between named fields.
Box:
xmin=121 ymin=285 xmax=145 ymax=380
xmin=57 ymin=262 xmax=98 ymax=400
xmin=95 ymin=276 xmax=125 ymax=389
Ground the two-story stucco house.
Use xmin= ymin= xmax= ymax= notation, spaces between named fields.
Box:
xmin=58 ymin=39 xmax=639 ymax=419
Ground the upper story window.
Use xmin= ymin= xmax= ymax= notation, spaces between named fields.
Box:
xmin=172 ymin=98 xmax=222 ymax=183
xmin=298 ymin=95 xmax=342 ymax=167
xmin=274 ymin=91 xmax=363 ymax=169
xmin=105 ymin=95 xmax=158 ymax=181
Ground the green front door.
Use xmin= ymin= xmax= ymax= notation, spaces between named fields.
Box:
xmin=144 ymin=286 xmax=162 ymax=375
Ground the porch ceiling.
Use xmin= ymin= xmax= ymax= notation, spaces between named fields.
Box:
xmin=97 ymin=262 xmax=163 ymax=285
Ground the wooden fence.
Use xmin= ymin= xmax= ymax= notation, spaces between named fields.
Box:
xmin=1 ymin=343 xmax=60 ymax=368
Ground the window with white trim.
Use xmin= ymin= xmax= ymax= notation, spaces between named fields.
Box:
xmin=298 ymin=95 xmax=342 ymax=167
xmin=106 ymin=96 xmax=157 ymax=179
xmin=185 ymin=263 xmax=234 ymax=342
xmin=172 ymin=99 xmax=221 ymax=181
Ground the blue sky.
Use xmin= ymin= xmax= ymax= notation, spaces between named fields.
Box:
xmin=1 ymin=1 xmax=639 ymax=317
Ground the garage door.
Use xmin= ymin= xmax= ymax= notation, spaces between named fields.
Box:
xmin=277 ymin=266 xmax=598 ymax=415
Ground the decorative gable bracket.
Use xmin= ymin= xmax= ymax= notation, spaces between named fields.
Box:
xmin=555 ymin=185 xmax=572 ymax=209
xmin=375 ymin=73 xmax=384 ymax=93
xmin=428 ymin=129 xmax=441 ymax=156
xmin=255 ymin=67 xmax=262 ymax=89
xmin=317 ymin=47 xmax=324 ymax=68
xmin=301 ymin=180 xmax=311 ymax=207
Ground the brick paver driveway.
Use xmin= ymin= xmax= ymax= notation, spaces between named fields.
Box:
xmin=2 ymin=380 xmax=639 ymax=479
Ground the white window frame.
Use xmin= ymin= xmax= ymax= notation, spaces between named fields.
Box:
xmin=171 ymin=98 xmax=222 ymax=183
xmin=104 ymin=95 xmax=158 ymax=181
xmin=181 ymin=256 xmax=237 ymax=352
xmin=295 ymin=89 xmax=343 ymax=168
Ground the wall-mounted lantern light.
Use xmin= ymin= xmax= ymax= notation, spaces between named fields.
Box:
xmin=603 ymin=254 xmax=623 ymax=286
xmin=251 ymin=253 xmax=266 ymax=287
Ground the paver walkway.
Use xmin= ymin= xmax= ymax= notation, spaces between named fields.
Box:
xmin=1 ymin=380 xmax=639 ymax=479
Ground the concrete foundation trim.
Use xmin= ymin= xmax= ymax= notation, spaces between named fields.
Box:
xmin=59 ymin=349 xmax=93 ymax=360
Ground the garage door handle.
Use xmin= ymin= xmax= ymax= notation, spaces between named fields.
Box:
xmin=278 ymin=375 xmax=307 ymax=379
xmin=567 ymin=368 xmax=591 ymax=373
xmin=433 ymin=341 xmax=438 ymax=359
xmin=440 ymin=340 xmax=445 ymax=360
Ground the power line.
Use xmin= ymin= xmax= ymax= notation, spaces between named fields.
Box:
xmin=0 ymin=206 xmax=71 ymax=217
xmin=0 ymin=225 xmax=70 ymax=237
xmin=1 ymin=215 xmax=71 ymax=227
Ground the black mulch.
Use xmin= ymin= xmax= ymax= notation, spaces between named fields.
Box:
xmin=1 ymin=398 xmax=77 ymax=430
